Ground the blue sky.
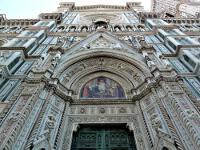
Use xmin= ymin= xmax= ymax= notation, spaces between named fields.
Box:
xmin=0 ymin=0 xmax=151 ymax=19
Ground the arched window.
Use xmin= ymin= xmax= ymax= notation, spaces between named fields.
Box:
xmin=80 ymin=77 xmax=125 ymax=99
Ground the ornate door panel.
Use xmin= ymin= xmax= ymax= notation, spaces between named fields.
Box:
xmin=71 ymin=124 xmax=137 ymax=150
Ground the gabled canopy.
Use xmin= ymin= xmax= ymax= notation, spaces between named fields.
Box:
xmin=53 ymin=31 xmax=151 ymax=78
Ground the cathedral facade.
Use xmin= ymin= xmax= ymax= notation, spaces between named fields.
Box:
xmin=0 ymin=2 xmax=200 ymax=150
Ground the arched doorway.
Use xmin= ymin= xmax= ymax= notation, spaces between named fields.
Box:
xmin=71 ymin=124 xmax=137 ymax=150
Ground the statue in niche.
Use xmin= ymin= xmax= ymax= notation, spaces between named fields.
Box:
xmin=80 ymin=77 xmax=125 ymax=99
xmin=150 ymin=112 xmax=163 ymax=133
xmin=51 ymin=52 xmax=61 ymax=69
xmin=46 ymin=115 xmax=56 ymax=129
xmin=56 ymin=37 xmax=65 ymax=46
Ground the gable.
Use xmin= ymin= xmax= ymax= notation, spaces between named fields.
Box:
xmin=64 ymin=31 xmax=142 ymax=57
xmin=54 ymin=31 xmax=150 ymax=79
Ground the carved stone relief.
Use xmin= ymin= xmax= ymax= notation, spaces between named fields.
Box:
xmin=69 ymin=104 xmax=135 ymax=115
xmin=33 ymin=94 xmax=65 ymax=147
xmin=166 ymin=82 xmax=183 ymax=91
xmin=82 ymin=36 xmax=122 ymax=50
xmin=14 ymin=91 xmax=48 ymax=150
xmin=174 ymin=93 xmax=200 ymax=128
xmin=139 ymin=94 xmax=172 ymax=145
xmin=60 ymin=57 xmax=145 ymax=92
xmin=21 ymin=84 xmax=39 ymax=95
xmin=161 ymin=93 xmax=198 ymax=150
xmin=0 ymin=95 xmax=37 ymax=149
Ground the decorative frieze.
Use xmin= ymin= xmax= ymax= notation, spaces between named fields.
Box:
xmin=69 ymin=104 xmax=135 ymax=115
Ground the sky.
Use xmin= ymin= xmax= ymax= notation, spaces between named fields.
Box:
xmin=0 ymin=0 xmax=151 ymax=19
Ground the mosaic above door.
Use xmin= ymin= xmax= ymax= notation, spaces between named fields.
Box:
xmin=80 ymin=77 xmax=125 ymax=99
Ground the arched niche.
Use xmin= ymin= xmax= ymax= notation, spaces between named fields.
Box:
xmin=94 ymin=21 xmax=108 ymax=29
xmin=80 ymin=76 xmax=125 ymax=99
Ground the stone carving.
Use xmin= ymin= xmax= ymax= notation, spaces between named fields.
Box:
xmin=143 ymin=55 xmax=156 ymax=69
xmin=69 ymin=105 xmax=135 ymax=115
xmin=187 ymin=110 xmax=200 ymax=125
xmin=60 ymin=57 xmax=144 ymax=88
xmin=168 ymin=93 xmax=200 ymax=147
xmin=80 ymin=108 xmax=86 ymax=114
xmin=51 ymin=52 xmax=61 ymax=68
xmin=56 ymin=37 xmax=65 ymax=47
xmin=46 ymin=115 xmax=56 ymax=129
xmin=63 ymin=64 xmax=86 ymax=82
xmin=150 ymin=113 xmax=162 ymax=131
xmin=22 ymin=85 xmax=38 ymax=95
xmin=14 ymin=92 xmax=46 ymax=149
xmin=8 ymin=112 xmax=22 ymax=123
xmin=0 ymin=93 xmax=40 ymax=149
xmin=99 ymin=108 xmax=105 ymax=113
xmin=168 ymin=83 xmax=182 ymax=91
xmin=81 ymin=36 xmax=122 ymax=50
xmin=132 ymin=72 xmax=143 ymax=83
xmin=119 ymin=107 xmax=126 ymax=113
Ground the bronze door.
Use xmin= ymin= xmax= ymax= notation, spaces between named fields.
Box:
xmin=71 ymin=124 xmax=137 ymax=150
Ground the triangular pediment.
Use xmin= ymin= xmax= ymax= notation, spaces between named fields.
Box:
xmin=66 ymin=31 xmax=140 ymax=56
xmin=83 ymin=34 xmax=122 ymax=50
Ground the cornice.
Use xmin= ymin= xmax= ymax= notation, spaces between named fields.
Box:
xmin=73 ymin=5 xmax=127 ymax=11
xmin=0 ymin=33 xmax=19 ymax=38
xmin=132 ymin=73 xmax=180 ymax=101
xmin=0 ymin=19 xmax=39 ymax=27
xmin=24 ymin=70 xmax=73 ymax=103
xmin=0 ymin=46 xmax=41 ymax=59
xmin=72 ymin=99 xmax=133 ymax=105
